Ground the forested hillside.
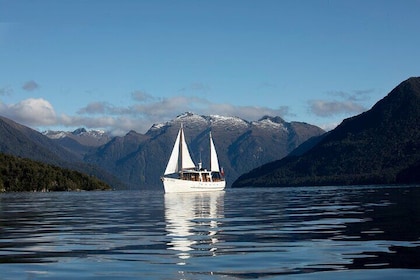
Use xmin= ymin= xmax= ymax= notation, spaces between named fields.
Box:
xmin=233 ymin=77 xmax=420 ymax=188
xmin=0 ymin=153 xmax=111 ymax=192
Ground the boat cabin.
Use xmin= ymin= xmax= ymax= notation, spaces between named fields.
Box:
xmin=180 ymin=169 xmax=224 ymax=182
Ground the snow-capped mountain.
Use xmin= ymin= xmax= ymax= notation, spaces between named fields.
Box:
xmin=0 ymin=111 xmax=325 ymax=190
xmin=43 ymin=128 xmax=111 ymax=147
xmin=85 ymin=112 xmax=325 ymax=189
xmin=149 ymin=112 xmax=285 ymax=132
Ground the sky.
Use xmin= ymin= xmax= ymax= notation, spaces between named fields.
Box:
xmin=1 ymin=0 xmax=419 ymax=135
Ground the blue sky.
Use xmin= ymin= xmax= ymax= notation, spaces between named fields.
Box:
xmin=1 ymin=0 xmax=419 ymax=135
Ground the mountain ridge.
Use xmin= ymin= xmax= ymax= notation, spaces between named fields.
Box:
xmin=232 ymin=77 xmax=420 ymax=188
xmin=0 ymin=116 xmax=125 ymax=189
xmin=84 ymin=112 xmax=325 ymax=189
xmin=43 ymin=128 xmax=111 ymax=146
xmin=0 ymin=111 xmax=325 ymax=190
xmin=43 ymin=128 xmax=112 ymax=159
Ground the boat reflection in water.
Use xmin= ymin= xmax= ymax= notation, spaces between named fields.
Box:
xmin=165 ymin=191 xmax=225 ymax=265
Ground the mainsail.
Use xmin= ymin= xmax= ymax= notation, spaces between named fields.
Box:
xmin=164 ymin=129 xmax=181 ymax=175
xmin=209 ymin=132 xmax=220 ymax=172
xmin=164 ymin=125 xmax=195 ymax=175
xmin=180 ymin=126 xmax=195 ymax=170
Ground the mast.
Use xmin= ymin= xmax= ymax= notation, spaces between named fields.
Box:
xmin=178 ymin=124 xmax=183 ymax=172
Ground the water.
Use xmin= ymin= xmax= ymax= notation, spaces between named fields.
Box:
xmin=1 ymin=186 xmax=420 ymax=279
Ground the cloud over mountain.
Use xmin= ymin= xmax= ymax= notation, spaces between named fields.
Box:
xmin=0 ymin=84 xmax=371 ymax=135
xmin=0 ymin=98 xmax=57 ymax=126
xmin=308 ymin=89 xmax=373 ymax=117
xmin=0 ymin=92 xmax=292 ymax=135
xmin=309 ymin=100 xmax=366 ymax=117
xmin=73 ymin=94 xmax=291 ymax=134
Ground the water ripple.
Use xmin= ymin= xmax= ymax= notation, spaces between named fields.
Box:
xmin=1 ymin=186 xmax=420 ymax=279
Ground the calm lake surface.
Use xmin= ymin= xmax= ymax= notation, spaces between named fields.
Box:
xmin=1 ymin=185 xmax=420 ymax=279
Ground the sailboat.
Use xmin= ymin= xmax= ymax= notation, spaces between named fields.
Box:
xmin=161 ymin=125 xmax=226 ymax=193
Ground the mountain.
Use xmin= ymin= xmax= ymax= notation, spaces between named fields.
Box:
xmin=43 ymin=128 xmax=110 ymax=146
xmin=0 ymin=116 xmax=123 ymax=189
xmin=0 ymin=112 xmax=325 ymax=191
xmin=232 ymin=77 xmax=420 ymax=188
xmin=43 ymin=128 xmax=111 ymax=159
xmin=0 ymin=116 xmax=80 ymax=165
xmin=84 ymin=112 xmax=325 ymax=189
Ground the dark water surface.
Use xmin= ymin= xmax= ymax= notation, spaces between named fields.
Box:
xmin=1 ymin=186 xmax=420 ymax=279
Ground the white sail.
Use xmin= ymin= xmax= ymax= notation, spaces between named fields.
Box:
xmin=164 ymin=129 xmax=181 ymax=175
xmin=180 ymin=126 xmax=195 ymax=170
xmin=209 ymin=132 xmax=220 ymax=172
xmin=165 ymin=125 xmax=196 ymax=175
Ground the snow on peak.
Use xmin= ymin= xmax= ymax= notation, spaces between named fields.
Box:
xmin=207 ymin=115 xmax=249 ymax=128
xmin=42 ymin=130 xmax=67 ymax=139
xmin=171 ymin=112 xmax=207 ymax=128
xmin=43 ymin=128 xmax=109 ymax=141
xmin=252 ymin=117 xmax=288 ymax=131
xmin=175 ymin=112 xmax=206 ymax=123
xmin=150 ymin=112 xmax=207 ymax=131
xmin=150 ymin=122 xmax=166 ymax=130
xmin=86 ymin=129 xmax=107 ymax=137
xmin=149 ymin=113 xmax=289 ymax=133
xmin=69 ymin=128 xmax=107 ymax=138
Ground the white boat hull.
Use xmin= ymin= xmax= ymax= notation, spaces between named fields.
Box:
xmin=162 ymin=177 xmax=226 ymax=193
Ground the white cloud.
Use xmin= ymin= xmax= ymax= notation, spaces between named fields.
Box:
xmin=0 ymin=94 xmax=293 ymax=135
xmin=77 ymin=102 xmax=109 ymax=114
xmin=78 ymin=94 xmax=290 ymax=120
xmin=0 ymin=98 xmax=57 ymax=126
xmin=67 ymin=94 xmax=292 ymax=134
xmin=308 ymin=88 xmax=374 ymax=118
xmin=60 ymin=114 xmax=141 ymax=135
xmin=308 ymin=99 xmax=366 ymax=117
